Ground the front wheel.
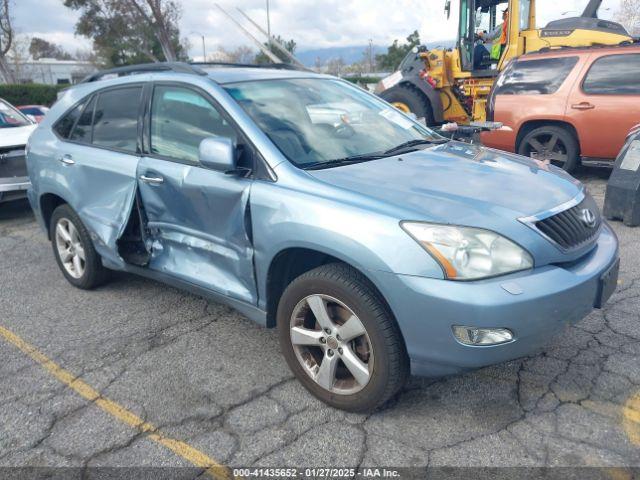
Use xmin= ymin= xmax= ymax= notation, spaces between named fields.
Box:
xmin=277 ymin=263 xmax=409 ymax=412
xmin=379 ymin=84 xmax=435 ymax=126
xmin=518 ymin=126 xmax=579 ymax=173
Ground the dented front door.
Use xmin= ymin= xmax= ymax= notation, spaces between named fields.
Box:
xmin=136 ymin=83 xmax=257 ymax=304
xmin=136 ymin=158 xmax=256 ymax=304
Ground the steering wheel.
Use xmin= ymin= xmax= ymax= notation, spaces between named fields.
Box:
xmin=334 ymin=122 xmax=356 ymax=139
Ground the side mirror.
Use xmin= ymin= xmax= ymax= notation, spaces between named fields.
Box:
xmin=444 ymin=0 xmax=451 ymax=19
xmin=199 ymin=137 xmax=236 ymax=172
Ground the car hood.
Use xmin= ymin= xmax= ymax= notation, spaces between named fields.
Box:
xmin=307 ymin=142 xmax=582 ymax=224
xmin=0 ymin=124 xmax=37 ymax=148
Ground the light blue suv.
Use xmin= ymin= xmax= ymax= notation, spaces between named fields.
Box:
xmin=26 ymin=63 xmax=619 ymax=412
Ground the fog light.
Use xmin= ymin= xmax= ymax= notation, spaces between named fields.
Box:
xmin=452 ymin=326 xmax=514 ymax=346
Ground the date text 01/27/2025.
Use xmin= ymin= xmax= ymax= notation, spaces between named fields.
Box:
xmin=231 ymin=468 xmax=401 ymax=478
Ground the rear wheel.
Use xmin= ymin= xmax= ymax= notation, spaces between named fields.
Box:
xmin=518 ymin=125 xmax=579 ymax=173
xmin=277 ymin=263 xmax=409 ymax=412
xmin=50 ymin=204 xmax=109 ymax=289
xmin=380 ymin=84 xmax=435 ymax=126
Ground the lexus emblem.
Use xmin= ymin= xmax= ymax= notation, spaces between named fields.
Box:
xmin=580 ymin=208 xmax=597 ymax=228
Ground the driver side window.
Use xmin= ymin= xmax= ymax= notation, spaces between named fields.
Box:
xmin=150 ymin=85 xmax=238 ymax=164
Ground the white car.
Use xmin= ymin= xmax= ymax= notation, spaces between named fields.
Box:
xmin=0 ymin=98 xmax=37 ymax=203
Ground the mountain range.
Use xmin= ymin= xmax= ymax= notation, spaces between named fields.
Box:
xmin=296 ymin=40 xmax=456 ymax=67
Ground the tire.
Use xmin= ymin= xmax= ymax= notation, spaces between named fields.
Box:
xmin=277 ymin=263 xmax=409 ymax=412
xmin=517 ymin=125 xmax=580 ymax=173
xmin=380 ymin=84 xmax=435 ymax=126
xmin=49 ymin=204 xmax=109 ymax=289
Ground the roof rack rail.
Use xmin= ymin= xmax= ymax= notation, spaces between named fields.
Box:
xmin=79 ymin=62 xmax=208 ymax=83
xmin=191 ymin=61 xmax=308 ymax=71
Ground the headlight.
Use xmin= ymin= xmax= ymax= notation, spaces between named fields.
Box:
xmin=401 ymin=222 xmax=533 ymax=280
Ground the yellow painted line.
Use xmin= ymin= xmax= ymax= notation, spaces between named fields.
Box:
xmin=622 ymin=391 xmax=640 ymax=447
xmin=0 ymin=325 xmax=235 ymax=480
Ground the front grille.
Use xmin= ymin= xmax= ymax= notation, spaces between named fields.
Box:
xmin=0 ymin=146 xmax=27 ymax=178
xmin=535 ymin=195 xmax=601 ymax=250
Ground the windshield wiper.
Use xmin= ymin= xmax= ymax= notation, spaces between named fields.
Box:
xmin=382 ymin=138 xmax=446 ymax=156
xmin=302 ymin=154 xmax=386 ymax=170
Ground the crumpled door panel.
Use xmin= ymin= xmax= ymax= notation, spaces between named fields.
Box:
xmin=58 ymin=142 xmax=139 ymax=268
xmin=137 ymin=157 xmax=257 ymax=304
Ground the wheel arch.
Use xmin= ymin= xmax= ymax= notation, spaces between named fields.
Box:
xmin=264 ymin=247 xmax=395 ymax=330
xmin=515 ymin=119 xmax=581 ymax=156
xmin=40 ymin=192 xmax=69 ymax=240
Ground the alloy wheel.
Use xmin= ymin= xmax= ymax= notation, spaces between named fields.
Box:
xmin=523 ymin=133 xmax=568 ymax=165
xmin=290 ymin=294 xmax=374 ymax=395
xmin=54 ymin=218 xmax=86 ymax=279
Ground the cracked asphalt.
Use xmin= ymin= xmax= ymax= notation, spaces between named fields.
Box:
xmin=1 ymin=167 xmax=639 ymax=474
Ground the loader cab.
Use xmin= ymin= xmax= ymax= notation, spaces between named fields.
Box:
xmin=455 ymin=0 xmax=532 ymax=75
xmin=455 ymin=0 xmax=632 ymax=77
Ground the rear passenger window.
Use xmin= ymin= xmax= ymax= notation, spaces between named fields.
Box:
xmin=92 ymin=87 xmax=142 ymax=153
xmin=583 ymin=54 xmax=640 ymax=95
xmin=70 ymin=95 xmax=96 ymax=143
xmin=495 ymin=57 xmax=579 ymax=95
xmin=54 ymin=99 xmax=86 ymax=139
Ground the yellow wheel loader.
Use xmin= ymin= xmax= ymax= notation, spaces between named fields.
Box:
xmin=376 ymin=0 xmax=634 ymax=125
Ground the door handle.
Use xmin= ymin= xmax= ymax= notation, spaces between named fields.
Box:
xmin=57 ymin=154 xmax=75 ymax=165
xmin=139 ymin=174 xmax=164 ymax=185
xmin=571 ymin=102 xmax=595 ymax=110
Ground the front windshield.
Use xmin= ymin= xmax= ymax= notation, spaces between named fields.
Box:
xmin=0 ymin=100 xmax=32 ymax=128
xmin=224 ymin=78 xmax=443 ymax=168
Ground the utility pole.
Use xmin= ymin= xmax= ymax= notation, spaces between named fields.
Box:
xmin=214 ymin=3 xmax=282 ymax=63
xmin=368 ymin=39 xmax=373 ymax=73
xmin=191 ymin=32 xmax=206 ymax=61
xmin=236 ymin=7 xmax=306 ymax=68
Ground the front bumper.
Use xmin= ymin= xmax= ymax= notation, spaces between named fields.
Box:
xmin=480 ymin=129 xmax=515 ymax=153
xmin=377 ymin=223 xmax=619 ymax=377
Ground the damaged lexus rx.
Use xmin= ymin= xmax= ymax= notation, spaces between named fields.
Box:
xmin=26 ymin=63 xmax=619 ymax=412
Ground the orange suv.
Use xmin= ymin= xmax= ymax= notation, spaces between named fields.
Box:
xmin=481 ymin=44 xmax=640 ymax=172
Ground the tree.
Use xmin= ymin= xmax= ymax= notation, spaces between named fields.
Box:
xmin=326 ymin=56 xmax=345 ymax=76
xmin=8 ymin=34 xmax=29 ymax=81
xmin=29 ymin=37 xmax=73 ymax=60
xmin=254 ymin=35 xmax=296 ymax=64
xmin=375 ymin=30 xmax=421 ymax=71
xmin=0 ymin=0 xmax=15 ymax=83
xmin=207 ymin=46 xmax=255 ymax=64
xmin=615 ymin=0 xmax=640 ymax=36
xmin=362 ymin=40 xmax=375 ymax=73
xmin=63 ymin=0 xmax=188 ymax=66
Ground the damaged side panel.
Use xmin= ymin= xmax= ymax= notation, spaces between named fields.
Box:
xmin=47 ymin=140 xmax=140 ymax=269
xmin=136 ymin=156 xmax=257 ymax=305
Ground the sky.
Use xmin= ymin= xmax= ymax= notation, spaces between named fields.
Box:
xmin=11 ymin=0 xmax=623 ymax=58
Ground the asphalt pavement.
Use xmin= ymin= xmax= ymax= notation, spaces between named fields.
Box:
xmin=1 ymin=167 xmax=639 ymax=477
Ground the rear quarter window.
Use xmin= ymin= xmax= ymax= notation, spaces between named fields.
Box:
xmin=54 ymin=100 xmax=86 ymax=139
xmin=92 ymin=87 xmax=142 ymax=153
xmin=582 ymin=53 xmax=640 ymax=95
xmin=494 ymin=56 xmax=579 ymax=95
